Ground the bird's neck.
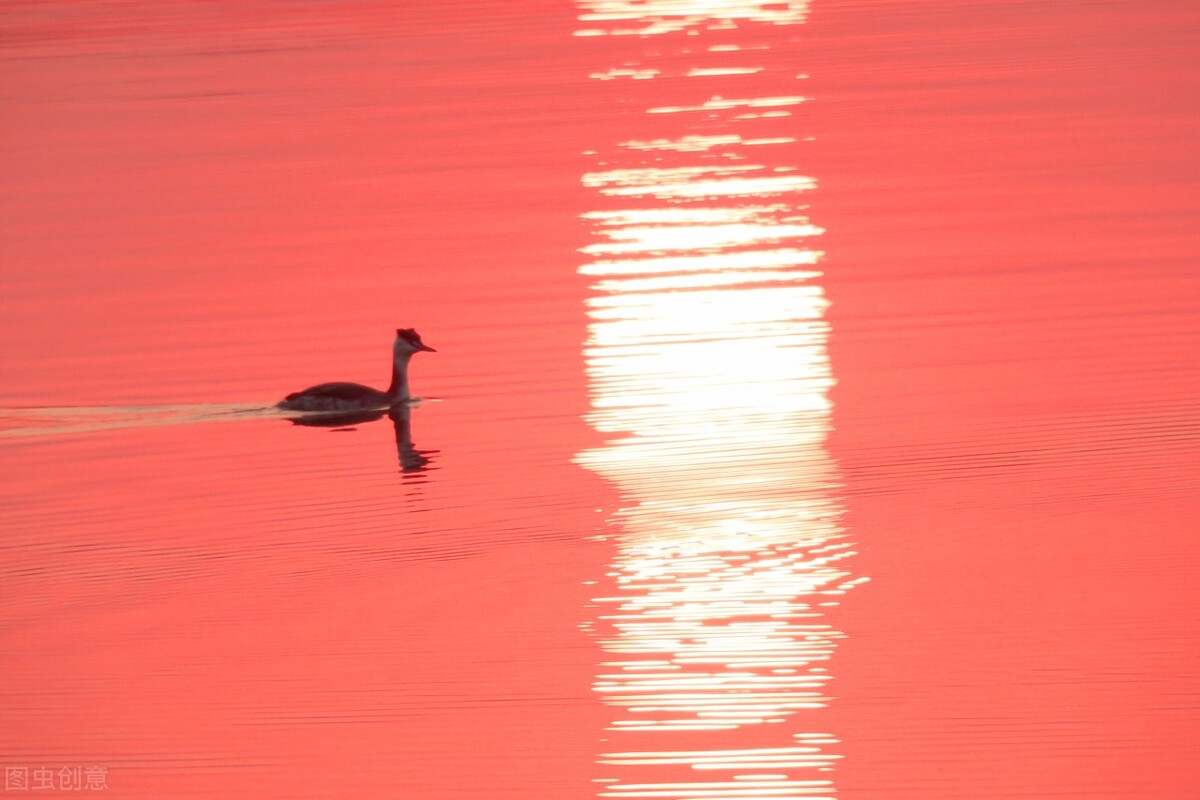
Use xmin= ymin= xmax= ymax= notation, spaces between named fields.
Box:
xmin=386 ymin=354 xmax=412 ymax=402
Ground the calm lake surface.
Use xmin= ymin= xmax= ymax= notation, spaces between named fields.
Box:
xmin=2 ymin=1 xmax=1198 ymax=797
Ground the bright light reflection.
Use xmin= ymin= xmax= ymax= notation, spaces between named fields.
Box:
xmin=592 ymin=269 xmax=813 ymax=294
xmin=577 ymin=0 xmax=857 ymax=795
xmin=648 ymin=96 xmax=807 ymax=115
xmin=592 ymin=68 xmax=663 ymax=80
xmin=580 ymin=249 xmax=821 ymax=276
xmin=599 ymin=739 xmax=841 ymax=769
xmin=582 ymin=223 xmax=822 ymax=256
xmin=688 ymin=67 xmax=765 ymax=77
xmin=622 ymin=135 xmax=743 ymax=152
xmin=577 ymin=0 xmax=809 ymax=36
xmin=577 ymin=221 xmax=847 ymax=760
xmin=584 ymin=166 xmax=816 ymax=200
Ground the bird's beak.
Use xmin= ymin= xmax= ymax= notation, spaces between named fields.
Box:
xmin=419 ymin=343 xmax=437 ymax=353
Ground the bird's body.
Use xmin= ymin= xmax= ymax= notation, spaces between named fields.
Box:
xmin=278 ymin=381 xmax=391 ymax=412
xmin=278 ymin=328 xmax=436 ymax=413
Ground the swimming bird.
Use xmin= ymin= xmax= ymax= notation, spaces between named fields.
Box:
xmin=278 ymin=328 xmax=436 ymax=412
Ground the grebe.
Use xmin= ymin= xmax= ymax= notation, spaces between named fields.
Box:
xmin=278 ymin=328 xmax=436 ymax=412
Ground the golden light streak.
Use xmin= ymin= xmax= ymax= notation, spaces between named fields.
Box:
xmin=648 ymin=96 xmax=807 ymax=115
xmin=577 ymin=0 xmax=809 ymax=36
xmin=583 ymin=207 xmax=789 ymax=224
xmin=592 ymin=68 xmax=663 ymax=80
xmin=590 ymin=270 xmax=817 ymax=294
xmin=576 ymin=261 xmax=845 ymax=733
xmin=687 ymin=67 xmax=765 ymax=77
xmin=584 ymin=166 xmax=815 ymax=200
xmin=579 ymin=250 xmax=821 ymax=276
xmin=577 ymin=1 xmax=858 ymax=796
xmin=581 ymin=222 xmax=822 ymax=255
xmin=599 ymin=780 xmax=835 ymax=799
xmin=622 ymin=135 xmax=743 ymax=152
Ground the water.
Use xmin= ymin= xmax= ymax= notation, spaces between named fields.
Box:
xmin=2 ymin=1 xmax=1198 ymax=798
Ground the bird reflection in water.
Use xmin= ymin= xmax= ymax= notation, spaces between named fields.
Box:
xmin=278 ymin=326 xmax=439 ymax=476
xmin=284 ymin=405 xmax=438 ymax=475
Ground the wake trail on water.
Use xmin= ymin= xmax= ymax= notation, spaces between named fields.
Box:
xmin=0 ymin=403 xmax=281 ymax=438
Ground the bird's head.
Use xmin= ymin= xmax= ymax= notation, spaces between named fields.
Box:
xmin=394 ymin=328 xmax=437 ymax=356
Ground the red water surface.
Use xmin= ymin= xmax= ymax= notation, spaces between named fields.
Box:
xmin=1 ymin=1 xmax=1198 ymax=798
xmin=806 ymin=1 xmax=1200 ymax=797
xmin=2 ymin=4 xmax=613 ymax=798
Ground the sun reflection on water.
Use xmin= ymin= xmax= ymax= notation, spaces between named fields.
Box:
xmin=575 ymin=1 xmax=857 ymax=796
xmin=577 ymin=0 xmax=809 ymax=37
